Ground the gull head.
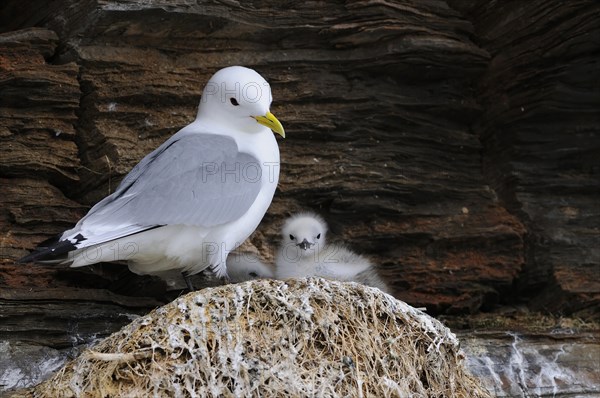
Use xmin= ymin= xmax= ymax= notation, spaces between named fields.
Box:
xmin=197 ymin=66 xmax=285 ymax=137
xmin=281 ymin=212 xmax=327 ymax=257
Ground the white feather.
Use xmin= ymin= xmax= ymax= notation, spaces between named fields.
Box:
xmin=226 ymin=252 xmax=274 ymax=283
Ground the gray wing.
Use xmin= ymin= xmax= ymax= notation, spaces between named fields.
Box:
xmin=80 ymin=132 xmax=262 ymax=232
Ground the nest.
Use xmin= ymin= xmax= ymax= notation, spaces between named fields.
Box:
xmin=18 ymin=278 xmax=491 ymax=397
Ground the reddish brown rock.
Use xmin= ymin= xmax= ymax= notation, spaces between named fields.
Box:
xmin=0 ymin=28 xmax=80 ymax=186
xmin=0 ymin=28 xmax=83 ymax=260
xmin=450 ymin=0 xmax=600 ymax=316
xmin=0 ymin=0 xmax=527 ymax=317
xmin=0 ymin=1 xmax=598 ymax=396
xmin=0 ymin=0 xmax=596 ymax=326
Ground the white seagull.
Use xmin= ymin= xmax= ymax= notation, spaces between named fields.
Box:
xmin=275 ymin=212 xmax=390 ymax=292
xmin=20 ymin=66 xmax=285 ymax=289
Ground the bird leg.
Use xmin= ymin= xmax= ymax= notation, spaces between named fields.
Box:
xmin=181 ymin=272 xmax=195 ymax=292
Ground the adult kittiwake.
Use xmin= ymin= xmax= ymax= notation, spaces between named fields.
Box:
xmin=275 ymin=212 xmax=390 ymax=292
xmin=20 ymin=66 xmax=285 ymax=288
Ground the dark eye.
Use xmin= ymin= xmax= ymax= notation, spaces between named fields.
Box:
xmin=230 ymin=97 xmax=239 ymax=106
xmin=317 ymin=233 xmax=321 ymax=239
xmin=289 ymin=234 xmax=295 ymax=241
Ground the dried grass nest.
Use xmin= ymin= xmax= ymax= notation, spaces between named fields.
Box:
xmin=17 ymin=278 xmax=491 ymax=397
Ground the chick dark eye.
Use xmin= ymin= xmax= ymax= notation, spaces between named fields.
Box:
xmin=317 ymin=233 xmax=321 ymax=239
xmin=230 ymin=97 xmax=240 ymax=106
xmin=289 ymin=234 xmax=295 ymax=241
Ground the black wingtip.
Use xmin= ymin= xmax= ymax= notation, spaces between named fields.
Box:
xmin=18 ymin=234 xmax=80 ymax=264
xmin=17 ymin=250 xmax=48 ymax=264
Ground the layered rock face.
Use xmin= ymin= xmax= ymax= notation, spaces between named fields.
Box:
xmin=2 ymin=0 xmax=532 ymax=315
xmin=450 ymin=0 xmax=600 ymax=315
xmin=1 ymin=1 xmax=599 ymax=396
xmin=0 ymin=28 xmax=83 ymax=258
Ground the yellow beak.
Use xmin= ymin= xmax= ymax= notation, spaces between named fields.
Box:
xmin=254 ymin=111 xmax=285 ymax=138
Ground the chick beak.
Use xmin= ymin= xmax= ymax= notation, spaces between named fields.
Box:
xmin=297 ymin=239 xmax=313 ymax=250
